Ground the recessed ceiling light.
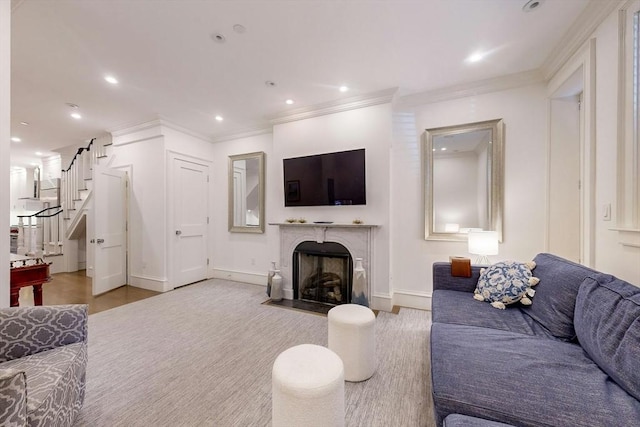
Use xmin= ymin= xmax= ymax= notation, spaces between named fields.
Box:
xmin=35 ymin=151 xmax=43 ymax=156
xmin=285 ymin=99 xmax=294 ymax=105
xmin=104 ymin=75 xmax=118 ymax=84
xmin=233 ymin=24 xmax=246 ymax=34
xmin=339 ymin=86 xmax=349 ymax=92
xmin=11 ymin=137 xmax=21 ymax=142
xmin=523 ymin=0 xmax=545 ymax=12
xmin=466 ymin=52 xmax=485 ymax=63
xmin=215 ymin=115 xmax=224 ymax=121
xmin=441 ymin=147 xmax=447 ymax=151
xmin=71 ymin=112 xmax=82 ymax=120
xmin=19 ymin=121 xmax=29 ymax=126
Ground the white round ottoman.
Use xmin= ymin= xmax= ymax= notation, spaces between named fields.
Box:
xmin=328 ymin=303 xmax=376 ymax=382
xmin=272 ymin=344 xmax=345 ymax=427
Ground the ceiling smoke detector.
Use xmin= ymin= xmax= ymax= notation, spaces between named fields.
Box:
xmin=522 ymin=0 xmax=545 ymax=13
xmin=265 ymin=81 xmax=277 ymax=87
xmin=66 ymin=102 xmax=79 ymax=109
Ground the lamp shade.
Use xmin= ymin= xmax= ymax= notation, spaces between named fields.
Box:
xmin=468 ymin=230 xmax=499 ymax=256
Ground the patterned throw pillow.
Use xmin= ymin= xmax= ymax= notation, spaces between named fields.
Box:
xmin=473 ymin=260 xmax=540 ymax=309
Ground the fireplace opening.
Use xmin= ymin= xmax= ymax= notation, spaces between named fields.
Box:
xmin=293 ymin=241 xmax=352 ymax=306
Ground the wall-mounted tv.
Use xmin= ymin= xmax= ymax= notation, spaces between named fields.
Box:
xmin=283 ymin=149 xmax=366 ymax=207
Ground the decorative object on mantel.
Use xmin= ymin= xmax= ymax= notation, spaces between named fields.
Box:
xmin=352 ymin=258 xmax=369 ymax=307
xmin=267 ymin=261 xmax=277 ymax=297
xmin=285 ymin=218 xmax=297 ymax=223
xmin=352 ymin=219 xmax=363 ymax=225
xmin=271 ymin=270 xmax=283 ymax=301
xmin=298 ymin=218 xmax=307 ymax=223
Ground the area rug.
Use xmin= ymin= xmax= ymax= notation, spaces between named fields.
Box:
xmin=74 ymin=279 xmax=434 ymax=426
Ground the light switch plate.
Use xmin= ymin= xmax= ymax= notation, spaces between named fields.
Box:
xmin=602 ymin=203 xmax=611 ymax=221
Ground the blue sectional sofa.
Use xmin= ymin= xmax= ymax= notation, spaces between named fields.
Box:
xmin=430 ymin=253 xmax=640 ymax=427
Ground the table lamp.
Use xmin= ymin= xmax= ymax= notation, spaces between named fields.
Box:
xmin=468 ymin=230 xmax=499 ymax=265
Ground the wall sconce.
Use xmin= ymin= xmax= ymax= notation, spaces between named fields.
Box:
xmin=468 ymin=230 xmax=499 ymax=265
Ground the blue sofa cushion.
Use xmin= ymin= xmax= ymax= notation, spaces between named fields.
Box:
xmin=443 ymin=414 xmax=514 ymax=427
xmin=574 ymin=274 xmax=640 ymax=401
xmin=430 ymin=323 xmax=640 ymax=427
xmin=432 ymin=290 xmax=555 ymax=338
xmin=521 ymin=253 xmax=597 ymax=341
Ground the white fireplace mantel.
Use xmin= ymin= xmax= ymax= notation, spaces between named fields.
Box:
xmin=270 ymin=223 xmax=378 ymax=302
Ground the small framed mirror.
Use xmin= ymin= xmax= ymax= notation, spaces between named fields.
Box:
xmin=228 ymin=151 xmax=265 ymax=233
xmin=423 ymin=119 xmax=504 ymax=241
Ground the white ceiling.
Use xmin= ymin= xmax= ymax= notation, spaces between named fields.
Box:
xmin=9 ymin=0 xmax=594 ymax=168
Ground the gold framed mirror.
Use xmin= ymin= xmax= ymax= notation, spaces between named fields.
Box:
xmin=423 ymin=119 xmax=504 ymax=241
xmin=228 ymin=151 xmax=265 ymax=233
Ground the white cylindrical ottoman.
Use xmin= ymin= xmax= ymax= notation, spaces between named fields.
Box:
xmin=328 ymin=303 xmax=376 ymax=382
xmin=272 ymin=344 xmax=345 ymax=427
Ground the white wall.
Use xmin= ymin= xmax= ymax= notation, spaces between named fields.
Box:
xmin=273 ymin=104 xmax=393 ymax=304
xmin=210 ymin=132 xmax=273 ymax=283
xmin=110 ymin=127 xmax=168 ymax=291
xmin=209 ymin=104 xmax=393 ymax=308
xmin=590 ymin=6 xmax=640 ymax=284
xmin=392 ymin=83 xmax=549 ymax=304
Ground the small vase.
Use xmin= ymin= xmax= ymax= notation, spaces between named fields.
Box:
xmin=352 ymin=258 xmax=369 ymax=307
xmin=271 ymin=270 xmax=283 ymax=302
xmin=267 ymin=261 xmax=276 ymax=297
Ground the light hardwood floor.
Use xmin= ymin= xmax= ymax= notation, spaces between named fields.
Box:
xmin=17 ymin=270 xmax=160 ymax=314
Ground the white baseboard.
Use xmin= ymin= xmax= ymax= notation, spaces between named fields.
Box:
xmin=371 ymin=293 xmax=393 ymax=312
xmin=392 ymin=290 xmax=432 ymax=311
xmin=129 ymin=274 xmax=171 ymax=292
xmin=212 ymin=268 xmax=266 ymax=286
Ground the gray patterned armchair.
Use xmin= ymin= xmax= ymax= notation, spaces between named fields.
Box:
xmin=0 ymin=305 xmax=88 ymax=426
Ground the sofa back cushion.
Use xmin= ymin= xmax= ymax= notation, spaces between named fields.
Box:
xmin=521 ymin=253 xmax=597 ymax=340
xmin=574 ymin=273 xmax=640 ymax=401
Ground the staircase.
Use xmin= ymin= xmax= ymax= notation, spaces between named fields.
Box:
xmin=61 ymin=135 xmax=112 ymax=241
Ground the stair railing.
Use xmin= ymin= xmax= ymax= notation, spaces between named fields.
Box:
xmin=17 ymin=205 xmax=63 ymax=257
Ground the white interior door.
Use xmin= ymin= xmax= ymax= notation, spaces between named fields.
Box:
xmin=549 ymin=95 xmax=581 ymax=262
xmin=173 ymin=158 xmax=209 ymax=288
xmin=93 ymin=165 xmax=127 ymax=295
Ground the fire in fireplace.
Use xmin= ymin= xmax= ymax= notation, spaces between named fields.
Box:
xmin=292 ymin=241 xmax=352 ymax=306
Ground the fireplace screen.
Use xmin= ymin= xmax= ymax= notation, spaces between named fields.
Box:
xmin=293 ymin=241 xmax=352 ymax=306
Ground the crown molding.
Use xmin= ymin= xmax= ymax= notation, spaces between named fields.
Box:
xmin=109 ymin=115 xmax=212 ymax=143
xmin=108 ymin=116 xmax=163 ymax=137
xmin=268 ymin=87 xmax=398 ymax=125
xmin=210 ymin=125 xmax=273 ymax=143
xmin=541 ymin=0 xmax=621 ymax=81
xmin=396 ymin=69 xmax=545 ymax=108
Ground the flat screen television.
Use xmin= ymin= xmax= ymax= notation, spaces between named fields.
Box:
xmin=283 ymin=149 xmax=366 ymax=207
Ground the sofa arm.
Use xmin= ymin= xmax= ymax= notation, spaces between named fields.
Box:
xmin=433 ymin=262 xmax=483 ymax=293
xmin=0 ymin=368 xmax=27 ymax=426
xmin=0 ymin=305 xmax=88 ymax=363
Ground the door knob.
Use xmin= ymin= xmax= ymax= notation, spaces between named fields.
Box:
xmin=176 ymin=230 xmax=182 ymax=235
xmin=96 ymin=238 xmax=104 ymax=244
